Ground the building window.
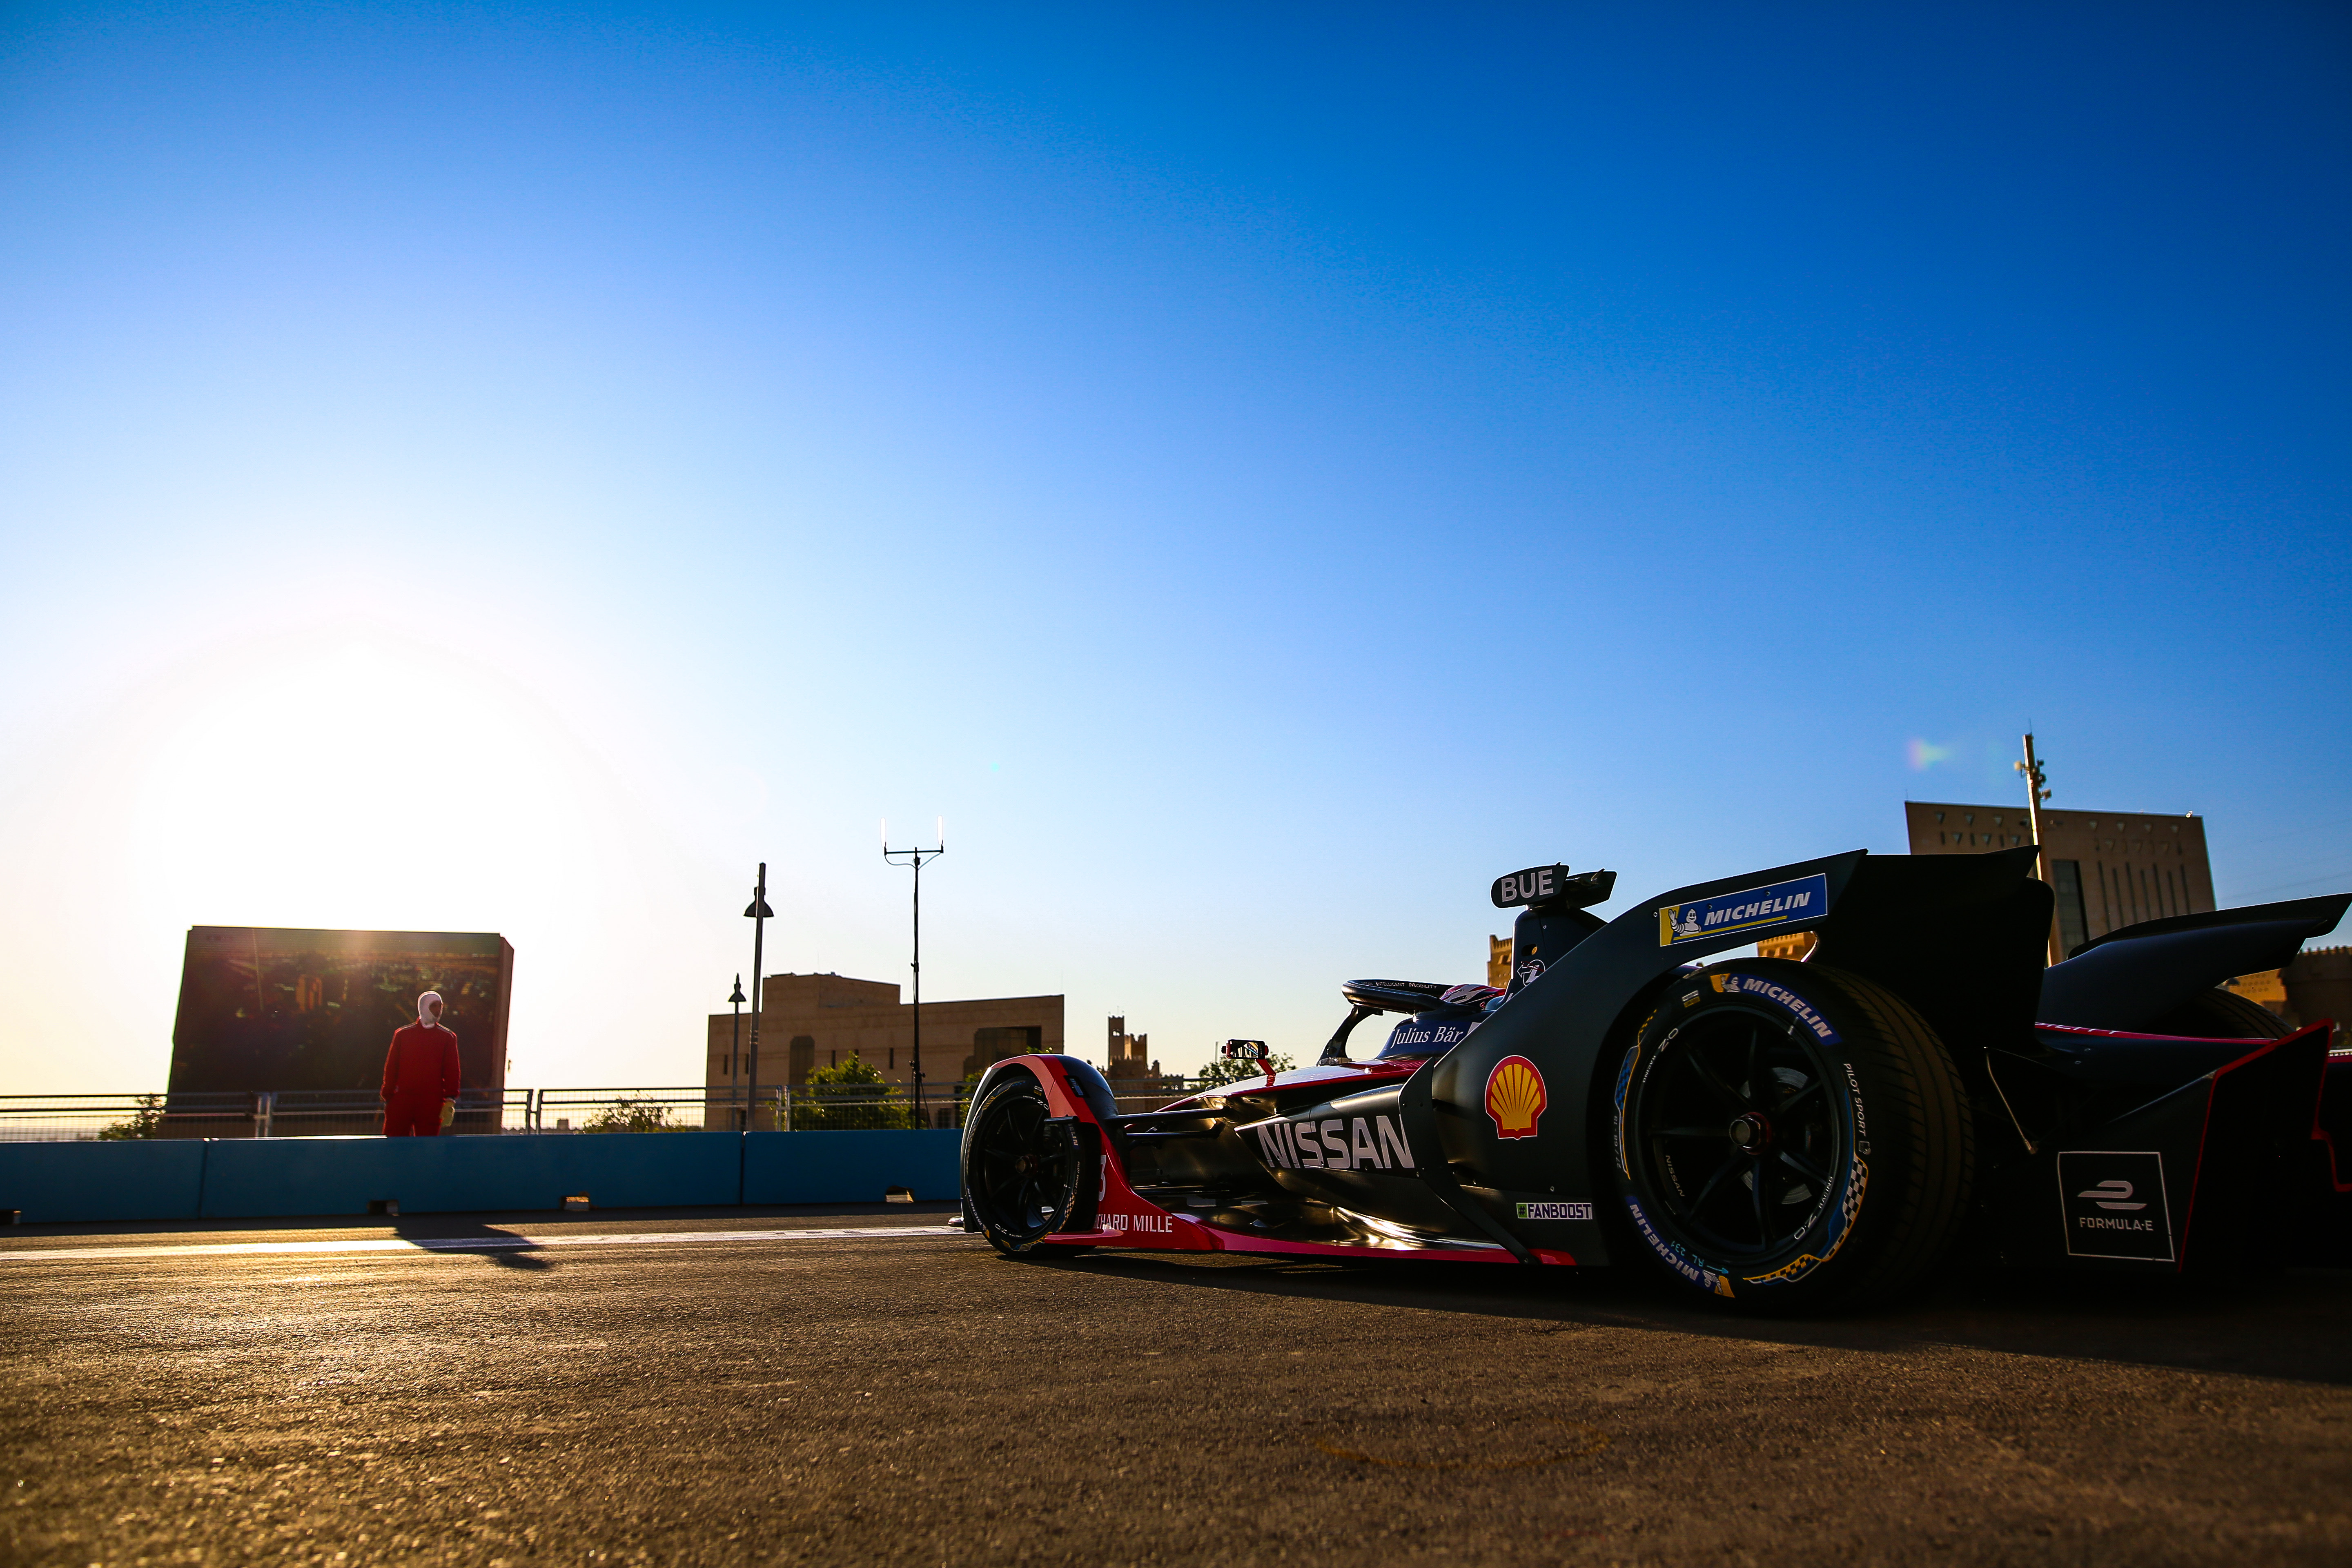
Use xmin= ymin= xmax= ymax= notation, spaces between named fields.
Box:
xmin=2052 ymin=860 xmax=2088 ymax=956
xmin=889 ymin=1047 xmax=895 ymax=1070
xmin=1934 ymin=811 xmax=1945 ymax=823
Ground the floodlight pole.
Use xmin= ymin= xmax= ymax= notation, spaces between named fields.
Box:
xmin=883 ymin=822 xmax=945 ymax=1127
xmin=744 ymin=865 xmax=775 ymax=1129
xmin=2015 ymin=735 xmax=2060 ymax=966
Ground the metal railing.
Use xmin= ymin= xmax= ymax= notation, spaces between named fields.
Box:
xmin=0 ymin=1074 xmax=1221 ymax=1142
xmin=0 ymin=1090 xmax=536 ymax=1143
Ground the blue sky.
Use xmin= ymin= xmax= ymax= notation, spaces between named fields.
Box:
xmin=2 ymin=2 xmax=2346 ymax=1091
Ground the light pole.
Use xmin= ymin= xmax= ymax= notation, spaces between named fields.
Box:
xmin=883 ymin=819 xmax=945 ymax=1127
xmin=744 ymin=865 xmax=775 ymax=1129
xmin=2014 ymin=734 xmax=2061 ymax=966
xmin=727 ymin=974 xmax=746 ymax=1130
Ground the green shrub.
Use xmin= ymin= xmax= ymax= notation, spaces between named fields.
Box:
xmin=95 ymin=1094 xmax=166 ymax=1140
xmin=794 ymin=1053 xmax=917 ymax=1130
xmin=1193 ymin=1051 xmax=1297 ymax=1087
xmin=583 ymin=1097 xmax=674 ymax=1133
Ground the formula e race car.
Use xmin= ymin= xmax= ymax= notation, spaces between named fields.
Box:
xmin=958 ymin=849 xmax=2351 ymax=1310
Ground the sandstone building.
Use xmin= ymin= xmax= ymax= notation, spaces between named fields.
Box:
xmin=1105 ymin=1015 xmax=1158 ymax=1080
xmin=1903 ymin=800 xmax=2215 ymax=956
xmin=706 ymin=973 xmax=1063 ymax=1101
xmin=2227 ymin=948 xmax=2352 ymax=1045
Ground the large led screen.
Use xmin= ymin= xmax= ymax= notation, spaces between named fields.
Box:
xmin=168 ymin=927 xmax=513 ymax=1095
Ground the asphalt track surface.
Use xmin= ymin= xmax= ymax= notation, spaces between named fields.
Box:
xmin=5 ymin=1207 xmax=2350 ymax=1567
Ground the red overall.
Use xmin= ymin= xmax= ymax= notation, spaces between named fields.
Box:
xmin=381 ymin=1022 xmax=463 ymax=1137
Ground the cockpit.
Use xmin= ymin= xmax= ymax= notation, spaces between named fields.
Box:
xmin=1316 ymin=862 xmax=1617 ymax=1065
xmin=1319 ymin=979 xmax=1505 ymax=1065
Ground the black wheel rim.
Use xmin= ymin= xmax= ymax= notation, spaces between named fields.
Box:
xmin=1629 ymin=1008 xmax=1844 ymax=1259
xmin=969 ymin=1087 xmax=1078 ymax=1239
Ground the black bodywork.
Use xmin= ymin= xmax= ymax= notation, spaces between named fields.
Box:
xmin=1422 ymin=848 xmax=2060 ymax=1265
xmin=965 ymin=847 xmax=2350 ymax=1280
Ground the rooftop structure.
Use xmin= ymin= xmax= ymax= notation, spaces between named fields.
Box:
xmin=1903 ymin=801 xmax=2214 ymax=956
xmin=705 ymin=973 xmax=1063 ymax=1096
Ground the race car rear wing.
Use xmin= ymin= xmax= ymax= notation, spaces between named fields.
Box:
xmin=2039 ymin=893 xmax=2350 ymax=1033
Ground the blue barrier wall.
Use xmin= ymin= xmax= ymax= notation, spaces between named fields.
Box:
xmin=744 ymin=1129 xmax=962 ymax=1204
xmin=197 ymin=1133 xmax=745 ymax=1219
xmin=0 ymin=1139 xmax=210 ymax=1224
xmin=0 ymin=1130 xmax=967 ymax=1224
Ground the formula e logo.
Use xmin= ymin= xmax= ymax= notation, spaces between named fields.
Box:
xmin=2057 ymin=1151 xmax=2173 ymax=1262
xmin=1250 ymin=1114 xmax=1416 ymax=1172
xmin=2078 ymin=1179 xmax=2145 ymax=1212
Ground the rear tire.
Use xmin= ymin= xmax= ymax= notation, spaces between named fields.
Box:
xmin=1607 ymin=960 xmax=1972 ymax=1312
xmin=961 ymin=1074 xmax=1084 ymax=1257
xmin=2143 ymin=987 xmax=2291 ymax=1041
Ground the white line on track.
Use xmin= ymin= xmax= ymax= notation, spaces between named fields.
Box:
xmin=0 ymin=1226 xmax=968 ymax=1263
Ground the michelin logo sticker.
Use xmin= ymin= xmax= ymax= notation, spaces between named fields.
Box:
xmin=1708 ymin=972 xmax=1843 ymax=1045
xmin=1624 ymin=1196 xmax=1735 ymax=1298
xmin=1657 ymin=873 xmax=1828 ymax=947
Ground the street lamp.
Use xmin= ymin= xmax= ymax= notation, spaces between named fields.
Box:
xmin=882 ymin=819 xmax=944 ymax=1127
xmin=744 ymin=864 xmax=775 ymax=1129
xmin=727 ymin=974 xmax=747 ymax=1131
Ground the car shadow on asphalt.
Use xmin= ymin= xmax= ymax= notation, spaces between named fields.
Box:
xmin=388 ymin=1218 xmax=554 ymax=1270
xmin=1030 ymin=1248 xmax=2352 ymax=1386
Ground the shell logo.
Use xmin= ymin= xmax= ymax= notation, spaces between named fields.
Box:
xmin=1483 ymin=1055 xmax=1547 ymax=1140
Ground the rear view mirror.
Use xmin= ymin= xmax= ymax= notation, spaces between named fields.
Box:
xmin=1221 ymin=1039 xmax=1268 ymax=1061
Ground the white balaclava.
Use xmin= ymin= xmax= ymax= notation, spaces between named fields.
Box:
xmin=417 ymin=991 xmax=444 ymax=1027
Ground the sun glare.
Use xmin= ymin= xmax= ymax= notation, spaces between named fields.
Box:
xmin=0 ymin=627 xmax=723 ymax=1092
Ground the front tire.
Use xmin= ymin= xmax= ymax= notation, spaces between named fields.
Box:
xmin=961 ymin=1074 xmax=1084 ymax=1257
xmin=1607 ymin=960 xmax=1972 ymax=1312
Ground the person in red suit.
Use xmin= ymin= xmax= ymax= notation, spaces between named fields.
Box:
xmin=381 ymin=991 xmax=463 ymax=1137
